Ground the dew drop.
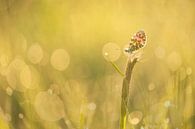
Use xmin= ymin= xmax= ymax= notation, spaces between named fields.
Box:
xmin=148 ymin=83 xmax=155 ymax=91
xmin=48 ymin=89 xmax=53 ymax=94
xmin=102 ymin=43 xmax=121 ymax=62
xmin=87 ymin=102 xmax=96 ymax=111
xmin=18 ymin=113 xmax=24 ymax=119
xmin=128 ymin=111 xmax=143 ymax=125
xmin=167 ymin=52 xmax=182 ymax=71
xmin=27 ymin=44 xmax=44 ymax=64
xmin=50 ymin=49 xmax=70 ymax=71
xmin=6 ymin=87 xmax=13 ymax=96
xmin=140 ymin=126 xmax=145 ymax=129
xmin=34 ymin=91 xmax=65 ymax=121
xmin=164 ymin=100 xmax=171 ymax=108
xmin=6 ymin=58 xmax=27 ymax=91
xmin=164 ymin=118 xmax=170 ymax=123
xmin=186 ymin=67 xmax=192 ymax=75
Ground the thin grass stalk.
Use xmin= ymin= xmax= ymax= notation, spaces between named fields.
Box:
xmin=120 ymin=58 xmax=137 ymax=129
xmin=109 ymin=61 xmax=125 ymax=76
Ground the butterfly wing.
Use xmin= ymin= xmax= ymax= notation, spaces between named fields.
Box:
xmin=125 ymin=30 xmax=147 ymax=53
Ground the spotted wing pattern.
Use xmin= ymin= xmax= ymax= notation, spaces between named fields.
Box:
xmin=125 ymin=30 xmax=147 ymax=53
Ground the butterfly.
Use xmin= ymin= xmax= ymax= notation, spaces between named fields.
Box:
xmin=124 ymin=30 xmax=147 ymax=54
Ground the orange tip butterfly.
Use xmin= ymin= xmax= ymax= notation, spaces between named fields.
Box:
xmin=125 ymin=30 xmax=147 ymax=54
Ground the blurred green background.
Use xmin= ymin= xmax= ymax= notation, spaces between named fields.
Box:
xmin=0 ymin=0 xmax=194 ymax=129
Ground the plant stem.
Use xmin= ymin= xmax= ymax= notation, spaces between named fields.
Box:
xmin=110 ymin=61 xmax=124 ymax=76
xmin=120 ymin=58 xmax=137 ymax=129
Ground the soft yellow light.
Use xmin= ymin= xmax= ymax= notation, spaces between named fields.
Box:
xmin=87 ymin=102 xmax=96 ymax=111
xmin=148 ymin=83 xmax=155 ymax=91
xmin=34 ymin=91 xmax=65 ymax=121
xmin=6 ymin=87 xmax=13 ymax=96
xmin=20 ymin=65 xmax=31 ymax=89
xmin=102 ymin=43 xmax=121 ymax=62
xmin=50 ymin=49 xmax=70 ymax=71
xmin=154 ymin=46 xmax=166 ymax=59
xmin=6 ymin=58 xmax=27 ymax=91
xmin=20 ymin=65 xmax=40 ymax=89
xmin=186 ymin=67 xmax=192 ymax=75
xmin=4 ymin=113 xmax=11 ymax=122
xmin=27 ymin=44 xmax=44 ymax=64
xmin=50 ymin=84 xmax=60 ymax=95
xmin=128 ymin=111 xmax=143 ymax=125
xmin=167 ymin=52 xmax=182 ymax=71
xmin=0 ymin=54 xmax=9 ymax=67
xmin=18 ymin=113 xmax=24 ymax=119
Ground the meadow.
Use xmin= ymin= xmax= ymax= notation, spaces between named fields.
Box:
xmin=0 ymin=0 xmax=194 ymax=129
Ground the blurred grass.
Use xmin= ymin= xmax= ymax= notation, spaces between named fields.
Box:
xmin=0 ymin=0 xmax=195 ymax=129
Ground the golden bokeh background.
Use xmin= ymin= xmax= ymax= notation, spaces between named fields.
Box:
xmin=0 ymin=0 xmax=194 ymax=129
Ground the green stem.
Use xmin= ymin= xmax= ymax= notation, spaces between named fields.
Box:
xmin=120 ymin=58 xmax=137 ymax=129
xmin=109 ymin=61 xmax=124 ymax=76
